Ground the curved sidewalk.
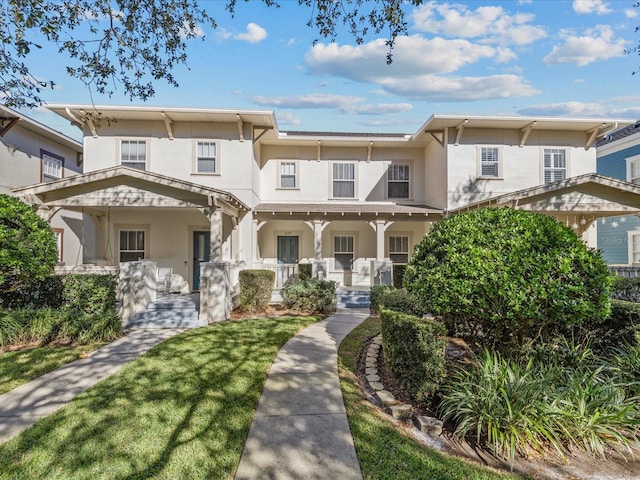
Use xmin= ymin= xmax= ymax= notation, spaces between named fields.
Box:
xmin=0 ymin=328 xmax=184 ymax=443
xmin=235 ymin=308 xmax=369 ymax=480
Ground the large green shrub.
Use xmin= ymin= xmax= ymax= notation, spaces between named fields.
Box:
xmin=297 ymin=263 xmax=312 ymax=281
xmin=61 ymin=274 xmax=117 ymax=315
xmin=392 ymin=263 xmax=406 ymax=288
xmin=1 ymin=275 xmax=64 ymax=310
xmin=281 ymin=279 xmax=336 ymax=312
xmin=380 ymin=308 xmax=446 ymax=405
xmin=575 ymin=299 xmax=639 ymax=353
xmin=370 ymin=285 xmax=394 ymax=312
xmin=0 ymin=194 xmax=58 ymax=308
xmin=404 ymin=208 xmax=611 ymax=354
xmin=238 ymin=269 xmax=275 ymax=312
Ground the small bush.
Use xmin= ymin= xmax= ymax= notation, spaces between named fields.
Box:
xmin=0 ymin=308 xmax=121 ymax=348
xmin=238 ymin=270 xmax=275 ymax=312
xmin=281 ymin=279 xmax=336 ymax=313
xmin=378 ymin=288 xmax=427 ymax=317
xmin=392 ymin=263 xmax=406 ymax=288
xmin=370 ymin=285 xmax=394 ymax=312
xmin=380 ymin=308 xmax=446 ymax=405
xmin=62 ymin=274 xmax=117 ymax=315
xmin=611 ymin=276 xmax=640 ymax=303
xmin=0 ymin=275 xmax=64 ymax=310
xmin=298 ymin=263 xmax=312 ymax=281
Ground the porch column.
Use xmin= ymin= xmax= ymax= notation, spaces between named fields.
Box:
xmin=208 ymin=207 xmax=223 ymax=262
xmin=252 ymin=219 xmax=266 ymax=266
xmin=305 ymin=220 xmax=330 ymax=280
xmin=375 ymin=219 xmax=386 ymax=260
xmin=313 ymin=219 xmax=324 ymax=260
xmin=369 ymin=219 xmax=393 ymax=286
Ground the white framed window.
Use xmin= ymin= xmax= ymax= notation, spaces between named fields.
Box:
xmin=332 ymin=162 xmax=356 ymax=198
xmin=626 ymin=155 xmax=640 ymax=184
xmin=120 ymin=140 xmax=147 ymax=170
xmin=479 ymin=147 xmax=500 ymax=178
xmin=52 ymin=228 xmax=63 ymax=263
xmin=196 ymin=141 xmax=218 ymax=174
xmin=389 ymin=235 xmax=409 ymax=263
xmin=629 ymin=231 xmax=640 ymax=264
xmin=387 ymin=164 xmax=410 ymax=198
xmin=334 ymin=235 xmax=354 ymax=271
xmin=279 ymin=161 xmax=298 ymax=189
xmin=119 ymin=229 xmax=146 ymax=262
xmin=543 ymin=149 xmax=566 ymax=184
xmin=41 ymin=150 xmax=64 ymax=182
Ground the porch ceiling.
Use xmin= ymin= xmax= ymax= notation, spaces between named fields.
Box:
xmin=253 ymin=202 xmax=442 ymax=220
xmin=449 ymin=173 xmax=640 ymax=217
xmin=11 ymin=166 xmax=249 ymax=215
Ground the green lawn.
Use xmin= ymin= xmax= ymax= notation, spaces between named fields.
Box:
xmin=0 ymin=316 xmax=320 ymax=480
xmin=0 ymin=344 xmax=105 ymax=395
xmin=338 ymin=316 xmax=528 ymax=480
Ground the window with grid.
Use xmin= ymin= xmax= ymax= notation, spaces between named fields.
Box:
xmin=631 ymin=233 xmax=640 ymax=264
xmin=629 ymin=158 xmax=640 ymax=185
xmin=280 ymin=161 xmax=297 ymax=188
xmin=543 ymin=149 xmax=566 ymax=184
xmin=197 ymin=141 xmax=217 ymax=173
xmin=52 ymin=228 xmax=63 ymax=262
xmin=332 ymin=163 xmax=355 ymax=198
xmin=480 ymin=147 xmax=499 ymax=178
xmin=119 ymin=230 xmax=146 ymax=262
xmin=389 ymin=236 xmax=409 ymax=263
xmin=121 ymin=140 xmax=147 ymax=170
xmin=42 ymin=152 xmax=63 ymax=181
xmin=334 ymin=235 xmax=354 ymax=271
xmin=387 ymin=164 xmax=410 ymax=198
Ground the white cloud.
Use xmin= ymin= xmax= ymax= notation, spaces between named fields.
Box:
xmin=235 ymin=23 xmax=267 ymax=44
xmin=411 ymin=1 xmax=546 ymax=46
xmin=179 ymin=21 xmax=204 ymax=39
xmin=518 ymin=99 xmax=640 ymax=118
xmin=304 ymin=36 xmax=537 ymax=102
xmin=625 ymin=8 xmax=638 ymax=19
xmin=215 ymin=28 xmax=232 ymax=41
xmin=251 ymin=93 xmax=413 ymax=115
xmin=573 ymin=0 xmax=612 ymax=15
xmin=543 ymin=25 xmax=627 ymax=66
xmin=277 ymin=112 xmax=301 ymax=126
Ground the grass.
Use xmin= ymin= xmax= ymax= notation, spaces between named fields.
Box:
xmin=0 ymin=344 xmax=104 ymax=394
xmin=0 ymin=315 xmax=320 ymax=479
xmin=338 ymin=316 xmax=528 ymax=480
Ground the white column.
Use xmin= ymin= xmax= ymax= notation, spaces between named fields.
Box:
xmin=209 ymin=208 xmax=223 ymax=262
xmin=252 ymin=219 xmax=266 ymax=266
xmin=375 ymin=219 xmax=386 ymax=260
xmin=313 ymin=219 xmax=324 ymax=260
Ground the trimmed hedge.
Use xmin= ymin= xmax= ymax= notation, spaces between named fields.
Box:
xmin=380 ymin=307 xmax=447 ymax=405
xmin=298 ymin=263 xmax=313 ymax=281
xmin=611 ymin=277 xmax=640 ymax=303
xmin=0 ymin=276 xmax=64 ymax=310
xmin=62 ymin=274 xmax=117 ymax=315
xmin=0 ymin=308 xmax=121 ymax=348
xmin=405 ymin=208 xmax=611 ymax=355
xmin=378 ymin=288 xmax=426 ymax=317
xmin=370 ymin=285 xmax=394 ymax=312
xmin=281 ymin=279 xmax=336 ymax=313
xmin=238 ymin=269 xmax=275 ymax=312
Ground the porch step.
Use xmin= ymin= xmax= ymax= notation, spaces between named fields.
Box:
xmin=124 ymin=294 xmax=206 ymax=329
xmin=336 ymin=288 xmax=371 ymax=309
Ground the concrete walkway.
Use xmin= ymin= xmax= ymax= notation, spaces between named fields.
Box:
xmin=235 ymin=308 xmax=370 ymax=480
xmin=0 ymin=328 xmax=184 ymax=443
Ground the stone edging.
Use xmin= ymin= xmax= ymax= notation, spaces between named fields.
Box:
xmin=364 ymin=334 xmax=443 ymax=437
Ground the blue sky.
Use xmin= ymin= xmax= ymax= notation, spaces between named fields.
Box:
xmin=19 ymin=0 xmax=640 ymax=139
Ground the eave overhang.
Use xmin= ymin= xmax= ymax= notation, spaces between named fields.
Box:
xmin=253 ymin=202 xmax=442 ymax=220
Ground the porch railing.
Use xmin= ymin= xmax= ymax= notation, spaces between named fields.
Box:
xmin=252 ymin=263 xmax=299 ymax=287
xmin=608 ymin=265 xmax=640 ymax=278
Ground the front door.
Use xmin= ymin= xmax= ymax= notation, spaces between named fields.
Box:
xmin=193 ymin=231 xmax=210 ymax=290
xmin=277 ymin=236 xmax=299 ymax=286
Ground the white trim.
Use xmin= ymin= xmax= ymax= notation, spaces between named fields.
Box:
xmin=115 ymin=224 xmax=150 ymax=264
xmin=625 ymin=154 xmax=640 ymax=184
xmin=192 ymin=139 xmax=221 ymax=175
xmin=277 ymin=160 xmax=299 ymax=190
xmin=541 ymin=147 xmax=570 ymax=184
xmin=629 ymin=230 xmax=640 ymax=265
xmin=329 ymin=161 xmax=358 ymax=199
xmin=118 ymin=138 xmax=150 ymax=171
xmin=476 ymin=146 xmax=502 ymax=179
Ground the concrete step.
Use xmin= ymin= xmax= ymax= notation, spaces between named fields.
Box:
xmin=125 ymin=295 xmax=204 ymax=329
xmin=336 ymin=289 xmax=371 ymax=308
xmin=124 ymin=317 xmax=206 ymax=329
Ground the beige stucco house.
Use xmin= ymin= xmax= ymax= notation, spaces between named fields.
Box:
xmin=1 ymin=105 xmax=84 ymax=265
xmin=10 ymin=105 xmax=640 ymax=299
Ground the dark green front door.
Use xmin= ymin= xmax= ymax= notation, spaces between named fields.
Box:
xmin=193 ymin=231 xmax=210 ymax=290
xmin=277 ymin=236 xmax=298 ymax=264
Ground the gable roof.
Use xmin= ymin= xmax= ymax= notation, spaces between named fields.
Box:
xmin=449 ymin=173 xmax=640 ymax=217
xmin=11 ymin=166 xmax=249 ymax=212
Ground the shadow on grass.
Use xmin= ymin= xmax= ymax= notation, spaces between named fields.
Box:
xmin=0 ymin=316 xmax=319 ymax=480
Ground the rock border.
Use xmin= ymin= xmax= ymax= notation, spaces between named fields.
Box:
xmin=364 ymin=334 xmax=443 ymax=436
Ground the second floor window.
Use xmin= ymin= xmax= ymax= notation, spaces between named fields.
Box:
xmin=480 ymin=147 xmax=499 ymax=178
xmin=333 ymin=163 xmax=355 ymax=198
xmin=279 ymin=161 xmax=297 ymax=188
xmin=628 ymin=157 xmax=640 ymax=184
xmin=42 ymin=151 xmax=64 ymax=182
xmin=543 ymin=149 xmax=566 ymax=184
xmin=387 ymin=164 xmax=410 ymax=198
xmin=121 ymin=140 xmax=146 ymax=170
xmin=197 ymin=141 xmax=217 ymax=173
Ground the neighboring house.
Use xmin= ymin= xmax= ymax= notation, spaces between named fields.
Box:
xmin=11 ymin=105 xmax=640 ymax=291
xmin=0 ymin=105 xmax=85 ymax=266
xmin=596 ymin=121 xmax=640 ymax=265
